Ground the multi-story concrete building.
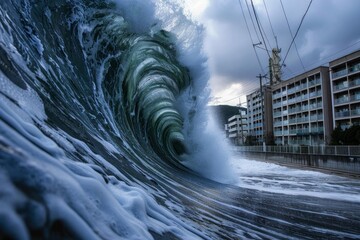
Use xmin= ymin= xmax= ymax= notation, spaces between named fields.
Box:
xmin=246 ymin=86 xmax=273 ymax=145
xmin=271 ymin=66 xmax=333 ymax=145
xmin=330 ymin=50 xmax=360 ymax=130
xmin=225 ymin=111 xmax=248 ymax=145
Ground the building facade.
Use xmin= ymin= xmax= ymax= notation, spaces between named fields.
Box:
xmin=271 ymin=67 xmax=333 ymax=146
xmin=225 ymin=111 xmax=248 ymax=145
xmin=246 ymin=86 xmax=273 ymax=145
xmin=330 ymin=50 xmax=360 ymax=130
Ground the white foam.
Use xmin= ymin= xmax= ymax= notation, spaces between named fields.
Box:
xmin=230 ymin=153 xmax=360 ymax=203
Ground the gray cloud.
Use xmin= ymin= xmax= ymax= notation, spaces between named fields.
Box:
xmin=199 ymin=0 xmax=360 ymax=104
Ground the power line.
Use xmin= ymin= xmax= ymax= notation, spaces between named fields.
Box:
xmin=282 ymin=41 xmax=360 ymax=79
xmin=281 ymin=0 xmax=313 ymax=67
xmin=211 ymin=77 xmax=272 ymax=105
xmin=280 ymin=0 xmax=305 ymax=71
xmin=263 ymin=0 xmax=277 ymax=47
xmin=250 ymin=0 xmax=272 ymax=59
xmin=238 ymin=0 xmax=266 ymax=74
xmin=244 ymin=0 xmax=262 ymax=44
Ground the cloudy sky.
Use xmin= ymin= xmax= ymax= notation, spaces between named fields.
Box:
xmin=184 ymin=0 xmax=360 ymax=106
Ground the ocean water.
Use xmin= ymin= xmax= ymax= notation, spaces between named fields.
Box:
xmin=0 ymin=1 xmax=359 ymax=239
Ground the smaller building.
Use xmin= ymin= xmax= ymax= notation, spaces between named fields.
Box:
xmin=225 ymin=110 xmax=248 ymax=145
xmin=246 ymin=85 xmax=273 ymax=145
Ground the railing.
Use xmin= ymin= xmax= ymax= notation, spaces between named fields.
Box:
xmin=309 ymin=91 xmax=321 ymax=98
xmin=349 ymin=78 xmax=360 ymax=87
xmin=273 ymin=102 xmax=282 ymax=108
xmin=273 ymin=111 xmax=282 ymax=117
xmin=348 ymin=62 xmax=360 ymax=74
xmin=274 ymin=121 xmax=282 ymax=127
xmin=350 ymin=94 xmax=360 ymax=102
xmin=332 ymin=68 xmax=347 ymax=79
xmin=310 ymin=127 xmax=324 ymax=133
xmin=351 ymin=109 xmax=360 ymax=116
xmin=273 ymin=93 xmax=282 ymax=99
xmin=333 ymin=82 xmax=348 ymax=91
xmin=335 ymin=111 xmax=350 ymax=118
xmin=236 ymin=145 xmax=360 ymax=157
xmin=334 ymin=97 xmax=349 ymax=105
xmin=308 ymin=79 xmax=321 ymax=86
xmin=310 ymin=115 xmax=323 ymax=121
xmin=274 ymin=130 xmax=282 ymax=136
xmin=309 ymin=102 xmax=322 ymax=110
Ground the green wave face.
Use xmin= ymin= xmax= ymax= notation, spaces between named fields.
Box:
xmin=121 ymin=31 xmax=190 ymax=163
xmin=90 ymin=12 xmax=191 ymax=164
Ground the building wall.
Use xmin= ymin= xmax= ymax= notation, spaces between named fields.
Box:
xmin=225 ymin=114 xmax=248 ymax=145
xmin=329 ymin=50 xmax=360 ymax=130
xmin=271 ymin=66 xmax=332 ymax=146
xmin=246 ymin=87 xmax=273 ymax=145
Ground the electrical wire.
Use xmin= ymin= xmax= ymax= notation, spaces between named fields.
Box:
xmin=281 ymin=0 xmax=313 ymax=68
xmin=263 ymin=0 xmax=277 ymax=46
xmin=238 ymin=0 xmax=266 ymax=74
xmin=244 ymin=0 xmax=262 ymax=44
xmin=250 ymin=0 xmax=272 ymax=59
xmin=280 ymin=0 xmax=305 ymax=71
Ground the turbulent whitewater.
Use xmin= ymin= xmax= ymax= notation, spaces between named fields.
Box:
xmin=1 ymin=0 xmax=360 ymax=239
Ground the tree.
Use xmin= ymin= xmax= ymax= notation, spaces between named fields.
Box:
xmin=245 ymin=135 xmax=256 ymax=146
xmin=265 ymin=133 xmax=275 ymax=146
xmin=343 ymin=125 xmax=360 ymax=145
xmin=330 ymin=126 xmax=343 ymax=145
xmin=330 ymin=125 xmax=360 ymax=145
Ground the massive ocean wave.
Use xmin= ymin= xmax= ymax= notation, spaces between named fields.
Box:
xmin=1 ymin=0 xmax=360 ymax=239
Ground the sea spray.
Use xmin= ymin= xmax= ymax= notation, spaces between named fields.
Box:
xmin=150 ymin=0 xmax=236 ymax=182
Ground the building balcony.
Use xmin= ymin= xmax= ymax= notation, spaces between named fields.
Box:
xmin=309 ymin=102 xmax=322 ymax=110
xmin=273 ymin=92 xmax=282 ymax=99
xmin=334 ymin=97 xmax=349 ymax=105
xmin=333 ymin=82 xmax=349 ymax=92
xmin=274 ymin=121 xmax=283 ymax=127
xmin=288 ymin=88 xmax=296 ymax=94
xmin=273 ymin=112 xmax=282 ymax=118
xmin=289 ymin=129 xmax=296 ymax=134
xmin=274 ymin=130 xmax=283 ymax=136
xmin=310 ymin=127 xmax=324 ymax=133
xmin=335 ymin=111 xmax=350 ymax=118
xmin=351 ymin=109 xmax=360 ymax=117
xmin=332 ymin=68 xmax=347 ymax=79
xmin=273 ymin=102 xmax=282 ymax=108
xmin=308 ymin=78 xmax=321 ymax=86
xmin=348 ymin=62 xmax=360 ymax=74
xmin=289 ymin=119 xmax=297 ymax=124
xmin=297 ymin=129 xmax=310 ymax=135
xmin=309 ymin=91 xmax=322 ymax=98
xmin=288 ymin=107 xmax=300 ymax=114
xmin=297 ymin=117 xmax=309 ymax=123
xmin=288 ymin=98 xmax=297 ymax=104
xmin=349 ymin=78 xmax=360 ymax=88
xmin=310 ymin=115 xmax=324 ymax=121
xmin=350 ymin=94 xmax=360 ymax=102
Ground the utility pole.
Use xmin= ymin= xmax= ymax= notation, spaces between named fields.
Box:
xmin=269 ymin=48 xmax=281 ymax=85
xmin=256 ymin=74 xmax=267 ymax=150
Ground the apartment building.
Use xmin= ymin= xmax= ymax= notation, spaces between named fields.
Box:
xmin=271 ymin=66 xmax=332 ymax=146
xmin=225 ymin=110 xmax=248 ymax=145
xmin=246 ymin=86 xmax=273 ymax=145
xmin=330 ymin=50 xmax=360 ymax=129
